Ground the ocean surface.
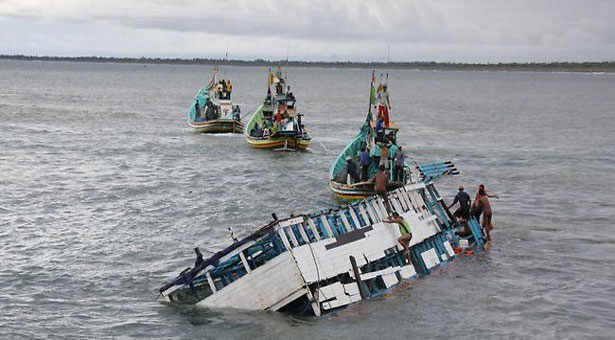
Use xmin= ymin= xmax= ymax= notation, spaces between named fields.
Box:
xmin=1 ymin=60 xmax=614 ymax=339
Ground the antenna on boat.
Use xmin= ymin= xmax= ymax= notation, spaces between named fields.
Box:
xmin=224 ymin=43 xmax=228 ymax=79
xmin=285 ymin=43 xmax=289 ymax=84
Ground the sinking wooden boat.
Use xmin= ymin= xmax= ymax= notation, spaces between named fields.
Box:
xmin=244 ymin=67 xmax=311 ymax=151
xmin=330 ymin=73 xmax=410 ymax=201
xmin=158 ymin=175 xmax=486 ymax=315
xmin=188 ymin=67 xmax=243 ymax=134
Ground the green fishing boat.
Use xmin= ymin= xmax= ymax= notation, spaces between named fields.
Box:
xmin=244 ymin=67 xmax=311 ymax=151
xmin=187 ymin=67 xmax=243 ymax=134
xmin=329 ymin=72 xmax=410 ymax=201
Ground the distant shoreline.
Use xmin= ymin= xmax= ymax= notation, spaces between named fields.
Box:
xmin=2 ymin=54 xmax=614 ymax=73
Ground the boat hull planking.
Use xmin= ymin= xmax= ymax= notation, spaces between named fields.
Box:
xmin=188 ymin=119 xmax=244 ymax=134
xmin=246 ymin=136 xmax=311 ymax=150
xmin=329 ymin=180 xmax=405 ymax=202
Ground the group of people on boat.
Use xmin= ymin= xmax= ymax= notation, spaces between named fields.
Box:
xmin=338 ymin=81 xmax=399 ymax=185
xmin=194 ymin=100 xmax=221 ymax=121
xmin=338 ymin=124 xmax=406 ymax=186
xmin=448 ymin=184 xmax=499 ymax=242
xmin=216 ymin=79 xmax=233 ymax=100
xmin=249 ymin=109 xmax=303 ymax=139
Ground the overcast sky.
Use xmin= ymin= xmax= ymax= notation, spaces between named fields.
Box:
xmin=0 ymin=0 xmax=613 ymax=62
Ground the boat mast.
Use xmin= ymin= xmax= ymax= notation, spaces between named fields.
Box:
xmin=224 ymin=43 xmax=228 ymax=79
xmin=284 ymin=43 xmax=289 ymax=91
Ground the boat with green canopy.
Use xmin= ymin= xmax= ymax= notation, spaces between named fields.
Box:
xmin=187 ymin=67 xmax=243 ymax=134
xmin=329 ymin=72 xmax=410 ymax=201
xmin=244 ymin=67 xmax=311 ymax=151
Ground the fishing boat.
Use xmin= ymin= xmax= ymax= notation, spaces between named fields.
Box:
xmin=158 ymin=172 xmax=485 ymax=315
xmin=187 ymin=67 xmax=243 ymax=134
xmin=244 ymin=67 xmax=311 ymax=151
xmin=329 ymin=73 xmax=415 ymax=201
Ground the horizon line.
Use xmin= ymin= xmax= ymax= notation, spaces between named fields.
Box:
xmin=2 ymin=54 xmax=614 ymax=71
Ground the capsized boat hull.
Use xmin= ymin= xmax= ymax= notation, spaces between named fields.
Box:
xmin=188 ymin=119 xmax=244 ymax=134
xmin=159 ymin=181 xmax=487 ymax=316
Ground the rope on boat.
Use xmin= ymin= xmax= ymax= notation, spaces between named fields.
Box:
xmin=318 ymin=141 xmax=329 ymax=152
xmin=240 ymin=103 xmax=261 ymax=120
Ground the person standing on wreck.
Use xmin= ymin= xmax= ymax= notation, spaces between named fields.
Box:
xmin=448 ymin=185 xmax=471 ymax=221
xmin=476 ymin=187 xmax=495 ymax=241
xmin=384 ymin=212 xmax=413 ymax=264
xmin=372 ymin=165 xmax=392 ymax=213
xmin=472 ymin=184 xmax=499 ymax=221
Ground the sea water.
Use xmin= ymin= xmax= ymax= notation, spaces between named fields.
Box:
xmin=1 ymin=60 xmax=614 ymax=339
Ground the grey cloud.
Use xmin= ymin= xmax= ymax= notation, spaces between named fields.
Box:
xmin=0 ymin=0 xmax=614 ymax=61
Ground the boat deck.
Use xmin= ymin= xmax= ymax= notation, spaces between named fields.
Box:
xmin=369 ymin=119 xmax=399 ymax=130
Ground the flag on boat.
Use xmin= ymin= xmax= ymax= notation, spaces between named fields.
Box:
xmin=369 ymin=76 xmax=376 ymax=106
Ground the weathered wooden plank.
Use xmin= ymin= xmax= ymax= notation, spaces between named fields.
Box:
xmin=444 ymin=240 xmax=455 ymax=258
xmin=279 ymin=216 xmax=305 ymax=228
xmin=339 ymin=210 xmax=352 ymax=233
xmin=364 ymin=200 xmax=378 ymax=223
xmin=198 ymin=252 xmax=306 ymax=311
xmin=307 ymin=218 xmax=322 ymax=241
xmin=320 ymin=215 xmax=334 ymax=238
xmin=206 ymin=271 xmax=217 ymax=293
xmin=381 ymin=272 xmax=399 ymax=288
xmin=358 ymin=204 xmax=371 ymax=225
xmin=398 ymin=264 xmax=417 ymax=279
xmin=394 ymin=188 xmax=409 ymax=211
xmin=278 ymin=229 xmax=292 ymax=251
xmin=421 ymin=248 xmax=440 ymax=269
xmin=239 ymin=251 xmax=252 ymax=273
xmin=390 ymin=193 xmax=404 ymax=213
xmin=286 ymin=226 xmax=299 ymax=247
xmin=297 ymin=222 xmax=310 ymax=244
xmin=348 ymin=206 xmax=361 ymax=229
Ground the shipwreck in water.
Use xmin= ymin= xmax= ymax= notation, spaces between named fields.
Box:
xmin=158 ymin=163 xmax=485 ymax=316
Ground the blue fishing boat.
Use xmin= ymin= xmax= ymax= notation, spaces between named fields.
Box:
xmin=158 ymin=172 xmax=485 ymax=315
xmin=187 ymin=67 xmax=243 ymax=134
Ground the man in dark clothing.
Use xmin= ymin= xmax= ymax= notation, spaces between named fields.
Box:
xmin=359 ymin=146 xmax=370 ymax=181
xmin=448 ymin=185 xmax=471 ymax=220
xmin=375 ymin=117 xmax=385 ymax=142
xmin=393 ymin=146 xmax=405 ymax=182
xmin=372 ymin=165 xmax=392 ymax=213
xmin=345 ymin=156 xmax=359 ymax=184
xmin=194 ymin=101 xmax=201 ymax=120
